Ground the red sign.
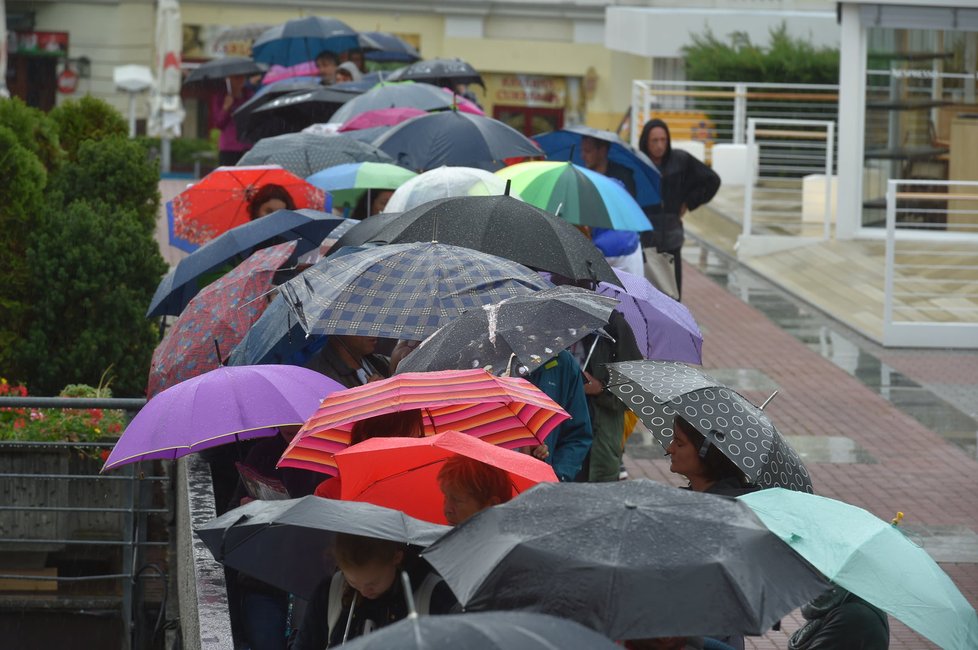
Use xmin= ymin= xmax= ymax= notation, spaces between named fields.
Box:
xmin=13 ymin=31 xmax=69 ymax=56
xmin=57 ymin=69 xmax=79 ymax=94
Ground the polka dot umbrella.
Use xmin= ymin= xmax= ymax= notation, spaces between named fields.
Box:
xmin=605 ymin=360 xmax=813 ymax=493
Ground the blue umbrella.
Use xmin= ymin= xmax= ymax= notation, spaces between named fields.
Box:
xmin=361 ymin=32 xmax=421 ymax=63
xmin=252 ymin=17 xmax=362 ymax=67
xmin=148 ymin=209 xmax=349 ymax=318
xmin=534 ymin=124 xmax=661 ymax=208
xmin=227 ymin=293 xmax=325 ymax=367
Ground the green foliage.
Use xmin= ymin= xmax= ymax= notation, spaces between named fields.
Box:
xmin=683 ymin=24 xmax=839 ymax=84
xmin=0 ymin=97 xmax=63 ymax=171
xmin=49 ymin=96 xmax=128 ymax=163
xmin=0 ymin=126 xmax=47 ymax=377
xmin=136 ymin=135 xmax=217 ymax=168
xmin=19 ymin=197 xmax=167 ymax=397
xmin=48 ymin=136 xmax=161 ymax=232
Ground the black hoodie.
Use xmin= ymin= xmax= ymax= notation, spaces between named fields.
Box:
xmin=639 ymin=118 xmax=721 ymax=251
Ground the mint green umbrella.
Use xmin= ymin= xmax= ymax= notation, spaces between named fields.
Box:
xmin=740 ymin=488 xmax=978 ymax=650
xmin=306 ymin=162 xmax=417 ymax=213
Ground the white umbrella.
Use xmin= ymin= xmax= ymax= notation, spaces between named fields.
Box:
xmin=384 ymin=166 xmax=521 ymax=213
xmin=148 ymin=0 xmax=185 ymax=171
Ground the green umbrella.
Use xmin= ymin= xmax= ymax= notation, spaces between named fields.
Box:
xmin=496 ymin=161 xmax=651 ymax=231
xmin=739 ymin=488 xmax=978 ymax=650
xmin=306 ymin=161 xmax=417 ymax=213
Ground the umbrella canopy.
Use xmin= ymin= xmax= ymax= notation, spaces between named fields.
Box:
xmin=238 ymin=133 xmax=393 ymax=179
xmin=361 ymin=32 xmax=421 ymax=63
xmin=147 ymin=242 xmax=297 ymax=397
xmin=171 ymin=165 xmax=326 ymax=246
xmin=595 ymin=268 xmax=703 ymax=364
xmin=233 ymin=76 xmax=322 ymax=143
xmin=213 ymin=23 xmax=272 ymax=56
xmin=280 ymin=369 xmax=570 ymax=475
xmin=535 ymin=124 xmax=661 ymax=208
xmin=195 ymin=496 xmax=448 ymax=599
xmin=422 ymin=479 xmax=829 ymax=640
xmin=330 ymin=81 xmax=478 ymax=125
xmin=334 ymin=430 xmax=558 ymax=524
xmin=395 ymin=286 xmax=616 ymax=377
xmin=605 ymin=361 xmax=813 ymax=493
xmin=148 ymin=0 xmax=183 ymax=141
xmin=306 ymin=161 xmax=417 ymax=212
xmin=240 ymin=86 xmax=361 ymax=141
xmin=368 ymin=195 xmax=620 ymax=285
xmin=327 ymin=212 xmax=403 ymax=252
xmin=387 ymin=57 xmax=484 ymax=88
xmin=251 ymin=16 xmax=362 ymax=67
xmin=277 ymin=242 xmax=552 ymax=341
xmin=340 ymin=611 xmax=621 ymax=650
xmin=183 ymin=56 xmax=266 ymax=89
xmin=227 ymin=293 xmax=321 ymax=367
xmin=338 ymin=107 xmax=427 ymax=132
xmin=497 ymin=161 xmax=652 ymax=231
xmin=384 ymin=166 xmax=513 ymax=213
xmin=261 ymin=60 xmax=319 ymax=85
xmin=740 ymin=488 xmax=978 ymax=650
xmin=148 ymin=209 xmax=346 ymax=318
xmin=102 ymin=365 xmax=342 ymax=471
xmin=374 ymin=110 xmax=542 ymax=172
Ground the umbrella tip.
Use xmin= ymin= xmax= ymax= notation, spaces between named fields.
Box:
xmin=891 ymin=511 xmax=904 ymax=526
xmin=503 ymin=178 xmax=511 ymax=196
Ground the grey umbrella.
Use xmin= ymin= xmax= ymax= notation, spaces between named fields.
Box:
xmin=395 ymin=286 xmax=617 ymax=376
xmin=183 ymin=56 xmax=266 ymax=89
xmin=195 ymin=496 xmax=448 ymax=600
xmin=606 ymin=360 xmax=814 ymax=493
xmin=386 ymin=57 xmax=484 ymax=88
xmin=238 ymin=132 xmax=393 ymax=178
xmin=330 ymin=82 xmax=460 ymax=125
xmin=422 ymin=480 xmax=829 ymax=641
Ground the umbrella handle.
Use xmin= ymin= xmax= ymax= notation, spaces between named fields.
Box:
xmin=341 ymin=590 xmax=358 ymax=644
xmin=759 ymin=390 xmax=779 ymax=410
xmin=400 ymin=570 xmax=418 ymax=618
xmin=581 ymin=335 xmax=601 ymax=371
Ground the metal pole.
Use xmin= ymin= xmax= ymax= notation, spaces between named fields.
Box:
xmin=733 ymin=83 xmax=747 ymax=145
xmin=824 ymin=121 xmax=835 ymax=241
xmin=121 ymin=463 xmax=136 ymax=650
xmin=743 ymin=118 xmax=756 ymax=238
xmin=882 ymin=180 xmax=898 ymax=342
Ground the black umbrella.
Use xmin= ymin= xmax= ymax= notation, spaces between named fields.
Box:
xmin=366 ymin=195 xmax=620 ymax=285
xmin=196 ymin=496 xmax=448 ymax=600
xmin=278 ymin=242 xmax=552 ymax=341
xmin=330 ymin=82 xmax=461 ymax=125
xmin=183 ymin=56 xmax=266 ymax=90
xmin=238 ymin=132 xmax=393 ymax=178
xmin=147 ymin=209 xmax=347 ymax=318
xmin=396 ymin=286 xmax=617 ymax=376
xmin=327 ymin=211 xmax=403 ymax=252
xmin=240 ymin=86 xmax=361 ymax=141
xmin=340 ymin=611 xmax=621 ymax=650
xmin=233 ymin=77 xmax=323 ymax=143
xmin=387 ymin=57 xmax=484 ymax=88
xmin=422 ymin=480 xmax=829 ymax=640
xmin=605 ymin=360 xmax=814 ymax=493
xmin=375 ymin=111 xmax=542 ymax=172
xmin=361 ymin=31 xmax=421 ymax=63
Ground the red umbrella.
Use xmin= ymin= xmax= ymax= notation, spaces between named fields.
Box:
xmin=146 ymin=241 xmax=297 ymax=396
xmin=171 ymin=165 xmax=326 ymax=246
xmin=338 ymin=107 xmax=427 ymax=132
xmin=333 ymin=429 xmax=557 ymax=524
xmin=278 ymin=369 xmax=569 ymax=476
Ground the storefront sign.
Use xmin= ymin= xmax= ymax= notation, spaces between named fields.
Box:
xmin=489 ymin=75 xmax=566 ymax=108
xmin=12 ymin=31 xmax=69 ymax=56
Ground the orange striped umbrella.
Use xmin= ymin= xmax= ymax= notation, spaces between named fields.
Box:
xmin=278 ymin=369 xmax=569 ymax=475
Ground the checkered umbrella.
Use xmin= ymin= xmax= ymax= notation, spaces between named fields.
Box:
xmin=278 ymin=242 xmax=552 ymax=341
xmin=605 ymin=360 xmax=813 ymax=493
xmin=147 ymin=242 xmax=297 ymax=397
xmin=238 ymin=133 xmax=393 ymax=178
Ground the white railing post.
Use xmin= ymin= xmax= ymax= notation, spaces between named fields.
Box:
xmin=733 ymin=83 xmax=748 ymax=144
xmin=824 ymin=121 xmax=835 ymax=241
xmin=631 ymin=81 xmax=642 ymax=149
xmin=743 ymin=118 xmax=756 ymax=237
xmin=882 ymin=180 xmax=898 ymax=338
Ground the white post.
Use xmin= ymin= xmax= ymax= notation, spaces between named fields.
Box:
xmin=836 ymin=3 xmax=868 ymax=240
xmin=824 ymin=121 xmax=835 ymax=241
xmin=882 ymin=180 xmax=898 ymax=335
xmin=733 ymin=83 xmax=747 ymax=144
xmin=743 ymin=118 xmax=756 ymax=237
xmin=631 ymin=81 xmax=642 ymax=149
xmin=127 ymin=92 xmax=138 ymax=138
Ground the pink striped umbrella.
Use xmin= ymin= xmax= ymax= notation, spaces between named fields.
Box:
xmin=278 ymin=369 xmax=569 ymax=475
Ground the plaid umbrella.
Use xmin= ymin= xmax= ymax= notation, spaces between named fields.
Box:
xmin=238 ymin=132 xmax=393 ymax=178
xmin=605 ymin=360 xmax=813 ymax=493
xmin=172 ymin=166 xmax=325 ymax=246
xmin=279 ymin=369 xmax=570 ymax=475
xmin=278 ymin=242 xmax=552 ymax=341
xmin=146 ymin=242 xmax=297 ymax=397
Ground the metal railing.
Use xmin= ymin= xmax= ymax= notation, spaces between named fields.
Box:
xmin=744 ymin=118 xmax=836 ymax=241
xmin=0 ymin=396 xmax=171 ymax=650
xmin=883 ymin=179 xmax=978 ymax=348
xmin=630 ymin=80 xmax=839 ymax=158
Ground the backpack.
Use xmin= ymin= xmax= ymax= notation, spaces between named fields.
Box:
xmin=325 ymin=570 xmax=443 ymax=643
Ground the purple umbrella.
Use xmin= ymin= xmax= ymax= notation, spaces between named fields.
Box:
xmin=102 ymin=365 xmax=343 ymax=471
xmin=596 ymin=268 xmax=703 ymax=364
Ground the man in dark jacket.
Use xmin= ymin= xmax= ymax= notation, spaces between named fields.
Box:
xmin=639 ymin=118 xmax=721 ymax=299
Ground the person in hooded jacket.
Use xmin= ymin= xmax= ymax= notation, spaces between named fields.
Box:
xmin=638 ymin=119 xmax=721 ymax=299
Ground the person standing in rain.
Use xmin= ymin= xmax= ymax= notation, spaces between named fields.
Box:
xmin=638 ymin=118 xmax=721 ymax=300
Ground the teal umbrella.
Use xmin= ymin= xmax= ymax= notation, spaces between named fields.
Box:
xmin=739 ymin=488 xmax=978 ymax=650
